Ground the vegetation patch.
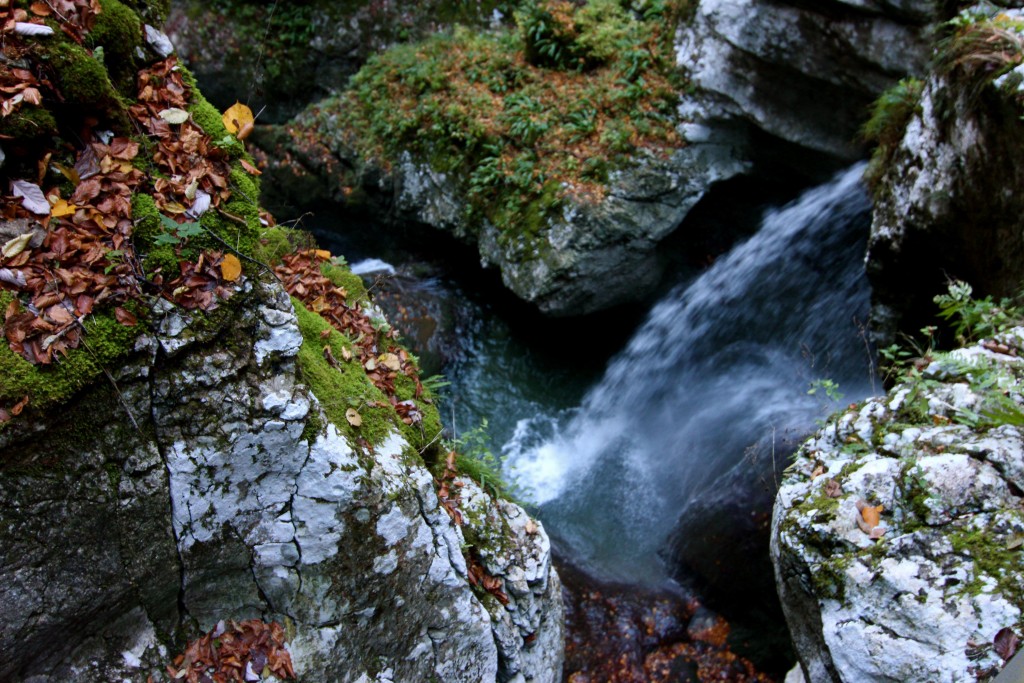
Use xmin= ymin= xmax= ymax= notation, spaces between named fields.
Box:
xmin=305 ymin=0 xmax=686 ymax=245
xmin=862 ymin=77 xmax=923 ymax=190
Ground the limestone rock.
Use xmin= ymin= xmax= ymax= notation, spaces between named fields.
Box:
xmin=257 ymin=119 xmax=749 ymax=317
xmin=772 ymin=329 xmax=1024 ymax=682
xmin=867 ymin=12 xmax=1024 ymax=344
xmin=0 ymin=278 xmax=562 ymax=681
xmin=675 ymin=0 xmax=940 ymax=159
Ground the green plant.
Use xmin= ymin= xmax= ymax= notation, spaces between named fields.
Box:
xmin=934 ymin=280 xmax=1022 ymax=344
xmin=936 ymin=11 xmax=1024 ymax=107
xmin=808 ymin=378 xmax=843 ymax=402
xmin=154 ymin=214 xmax=205 ymax=246
xmin=451 ymin=419 xmax=515 ymax=500
xmin=862 ymin=77 xmax=923 ymax=189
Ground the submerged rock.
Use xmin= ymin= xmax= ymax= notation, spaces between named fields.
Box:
xmin=772 ymin=329 xmax=1024 ymax=682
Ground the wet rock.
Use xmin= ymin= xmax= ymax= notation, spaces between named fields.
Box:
xmin=559 ymin=561 xmax=774 ymax=683
xmin=772 ymin=329 xmax=1024 ymax=682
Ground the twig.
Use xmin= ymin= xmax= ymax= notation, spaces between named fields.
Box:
xmin=418 ymin=427 xmax=445 ymax=456
xmin=200 ymin=222 xmax=278 ymax=279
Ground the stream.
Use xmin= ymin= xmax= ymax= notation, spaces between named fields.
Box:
xmin=309 ymin=163 xmax=876 ymax=675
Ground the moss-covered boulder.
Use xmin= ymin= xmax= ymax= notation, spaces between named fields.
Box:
xmin=866 ymin=8 xmax=1024 ymax=346
xmin=0 ymin=1 xmax=563 ymax=680
xmin=254 ymin=5 xmax=750 ymax=316
xmin=772 ymin=329 xmax=1024 ymax=682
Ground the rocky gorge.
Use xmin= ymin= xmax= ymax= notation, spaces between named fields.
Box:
xmin=5 ymin=0 xmax=1024 ymax=681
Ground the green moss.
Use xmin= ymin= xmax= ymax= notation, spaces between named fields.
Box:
xmin=43 ymin=40 xmax=128 ymax=131
xmin=0 ymin=105 xmax=58 ymax=140
xmin=292 ymin=298 xmax=402 ymax=449
xmin=88 ymin=0 xmax=143 ymax=95
xmin=300 ymin=410 xmax=324 ymax=444
xmin=186 ymin=84 xmax=235 ymax=144
xmin=253 ymin=226 xmax=295 ymax=265
xmin=116 ymin=0 xmax=169 ymax=24
xmin=948 ymin=515 xmax=1024 ymax=618
xmin=0 ymin=292 xmax=144 ymax=422
xmin=320 ymin=263 xmax=368 ymax=304
xmin=339 ymin=4 xmax=682 ymax=241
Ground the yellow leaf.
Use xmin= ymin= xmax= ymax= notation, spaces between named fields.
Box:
xmin=345 ymin=408 xmax=362 ymax=427
xmin=50 ymin=198 xmax=76 ymax=217
xmin=314 ymin=249 xmax=332 ymax=260
xmin=163 ymin=201 xmax=188 ymax=214
xmin=862 ymin=504 xmax=883 ymax=528
xmin=220 ymin=253 xmax=242 ymax=281
xmin=222 ymin=102 xmax=254 ymax=136
xmin=380 ymin=353 xmax=401 ymax=371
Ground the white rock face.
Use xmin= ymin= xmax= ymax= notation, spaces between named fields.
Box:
xmin=773 ymin=331 xmax=1024 ymax=682
xmin=676 ymin=0 xmax=937 ymax=158
xmin=0 ymin=278 xmax=563 ymax=682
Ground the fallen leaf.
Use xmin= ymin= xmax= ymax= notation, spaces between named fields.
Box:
xmin=114 ymin=307 xmax=137 ymax=326
xmin=10 ymin=179 xmax=50 ymax=215
xmin=239 ymin=158 xmax=262 ymax=176
xmin=159 ymin=108 xmax=190 ymax=125
xmin=220 ymin=253 xmax=242 ymax=281
xmin=222 ymin=102 xmax=254 ymax=135
xmin=868 ymin=526 xmax=886 ymax=540
xmin=525 ymin=519 xmax=538 ymax=535
xmin=364 ymin=358 xmax=376 ymax=371
xmin=810 ymin=464 xmax=825 ymax=479
xmin=14 ymin=22 xmax=54 ymax=36
xmin=345 ymin=408 xmax=362 ymax=427
xmin=50 ymin=198 xmax=76 ymax=217
xmin=186 ymin=189 xmax=211 ymax=219
xmin=10 ymin=395 xmax=28 ymax=416
xmin=824 ymin=478 xmax=843 ymax=498
xmin=2 ymin=233 xmax=32 ymax=258
xmin=0 ymin=267 xmax=26 ymax=288
xmin=861 ymin=504 xmax=883 ymax=528
xmin=995 ymin=627 xmax=1019 ymax=661
xmin=380 ymin=353 xmax=401 ymax=371
xmin=340 ymin=346 xmax=352 ymax=362
xmin=29 ymin=2 xmax=51 ymax=15
xmin=1006 ymin=534 xmax=1024 ymax=550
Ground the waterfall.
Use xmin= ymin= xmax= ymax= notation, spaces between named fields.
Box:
xmin=502 ymin=164 xmax=875 ymax=581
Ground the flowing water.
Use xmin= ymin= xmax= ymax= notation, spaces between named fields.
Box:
xmin=501 ymin=163 xmax=876 ymax=581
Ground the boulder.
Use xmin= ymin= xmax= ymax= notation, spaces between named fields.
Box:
xmin=772 ymin=329 xmax=1024 ymax=682
xmin=0 ymin=277 xmax=563 ymax=682
xmin=867 ymin=10 xmax=1024 ymax=345
xmin=675 ymin=0 xmax=942 ymax=160
xmin=255 ymin=118 xmax=749 ymax=317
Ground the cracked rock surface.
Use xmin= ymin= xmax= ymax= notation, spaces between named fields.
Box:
xmin=772 ymin=330 xmax=1024 ymax=683
xmin=0 ymin=278 xmax=562 ymax=682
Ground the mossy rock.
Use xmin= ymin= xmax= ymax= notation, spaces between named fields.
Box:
xmin=88 ymin=0 xmax=144 ymax=95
